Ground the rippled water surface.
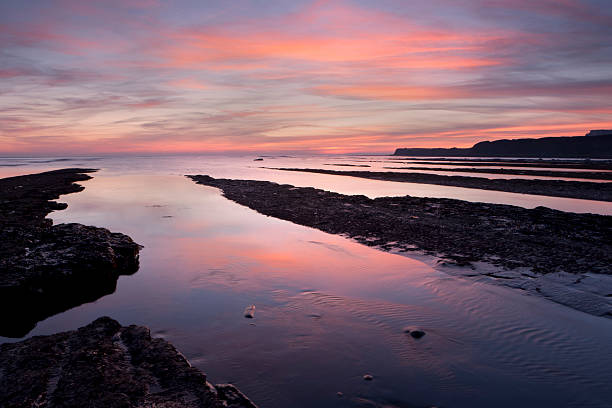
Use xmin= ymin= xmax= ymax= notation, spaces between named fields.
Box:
xmin=2 ymin=155 xmax=612 ymax=407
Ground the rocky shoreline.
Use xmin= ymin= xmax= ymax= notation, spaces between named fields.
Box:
xmin=0 ymin=317 xmax=257 ymax=408
xmin=0 ymin=169 xmax=142 ymax=338
xmin=263 ymin=167 xmax=612 ymax=201
xmin=189 ymin=175 xmax=612 ymax=317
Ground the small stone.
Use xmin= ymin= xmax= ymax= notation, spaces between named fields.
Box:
xmin=403 ymin=327 xmax=426 ymax=339
xmin=363 ymin=374 xmax=373 ymax=381
xmin=244 ymin=305 xmax=256 ymax=318
xmin=336 ymin=392 xmax=343 ymax=397
xmin=410 ymin=330 xmax=426 ymax=339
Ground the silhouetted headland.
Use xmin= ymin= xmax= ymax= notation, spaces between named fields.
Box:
xmin=394 ymin=130 xmax=612 ymax=158
xmin=0 ymin=317 xmax=257 ymax=408
xmin=189 ymin=175 xmax=612 ymax=317
xmin=0 ymin=169 xmax=142 ymax=337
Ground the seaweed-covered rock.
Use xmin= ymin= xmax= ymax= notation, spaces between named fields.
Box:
xmin=0 ymin=317 xmax=257 ymax=408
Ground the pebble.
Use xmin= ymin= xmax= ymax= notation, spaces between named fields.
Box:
xmin=410 ymin=330 xmax=426 ymax=339
xmin=244 ymin=305 xmax=256 ymax=318
xmin=403 ymin=327 xmax=426 ymax=339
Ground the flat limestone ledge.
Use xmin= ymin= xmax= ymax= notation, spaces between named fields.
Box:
xmin=262 ymin=167 xmax=612 ymax=202
xmin=0 ymin=169 xmax=142 ymax=337
xmin=0 ymin=317 xmax=257 ymax=408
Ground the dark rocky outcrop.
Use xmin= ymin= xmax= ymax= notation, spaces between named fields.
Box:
xmin=0 ymin=317 xmax=257 ymax=408
xmin=262 ymin=167 xmax=612 ymax=202
xmin=188 ymin=175 xmax=612 ymax=277
xmin=0 ymin=169 xmax=142 ymax=337
xmin=394 ymin=131 xmax=612 ymax=158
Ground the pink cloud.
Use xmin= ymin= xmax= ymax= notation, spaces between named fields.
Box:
xmin=145 ymin=1 xmax=507 ymax=70
xmin=167 ymin=78 xmax=209 ymax=90
xmin=1 ymin=0 xmax=610 ymax=154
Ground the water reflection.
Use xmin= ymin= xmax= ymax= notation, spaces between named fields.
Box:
xmin=1 ymin=269 xmax=133 ymax=338
xmin=0 ymin=171 xmax=609 ymax=407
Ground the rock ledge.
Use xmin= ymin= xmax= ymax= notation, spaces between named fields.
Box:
xmin=0 ymin=317 xmax=257 ymax=408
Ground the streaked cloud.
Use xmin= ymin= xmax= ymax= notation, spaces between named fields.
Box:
xmin=0 ymin=0 xmax=610 ymax=154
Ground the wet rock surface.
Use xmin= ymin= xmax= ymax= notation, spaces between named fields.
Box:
xmin=263 ymin=167 xmax=612 ymax=201
xmin=189 ymin=175 xmax=612 ymax=316
xmin=0 ymin=169 xmax=142 ymax=337
xmin=0 ymin=317 xmax=257 ymax=408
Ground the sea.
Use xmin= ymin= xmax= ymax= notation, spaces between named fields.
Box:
xmin=1 ymin=154 xmax=611 ymax=408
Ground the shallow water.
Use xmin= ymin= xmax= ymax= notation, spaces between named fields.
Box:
xmin=1 ymin=155 xmax=611 ymax=215
xmin=2 ymin=156 xmax=612 ymax=407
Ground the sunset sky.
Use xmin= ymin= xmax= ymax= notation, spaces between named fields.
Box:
xmin=1 ymin=0 xmax=611 ymax=154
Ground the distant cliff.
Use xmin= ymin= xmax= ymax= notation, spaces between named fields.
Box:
xmin=394 ymin=130 xmax=612 ymax=158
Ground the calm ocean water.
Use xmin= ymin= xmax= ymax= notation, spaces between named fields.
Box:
xmin=2 ymin=155 xmax=612 ymax=407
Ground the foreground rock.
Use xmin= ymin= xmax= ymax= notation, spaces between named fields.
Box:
xmin=0 ymin=169 xmax=142 ymax=337
xmin=0 ymin=317 xmax=257 ymax=408
xmin=263 ymin=167 xmax=612 ymax=202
